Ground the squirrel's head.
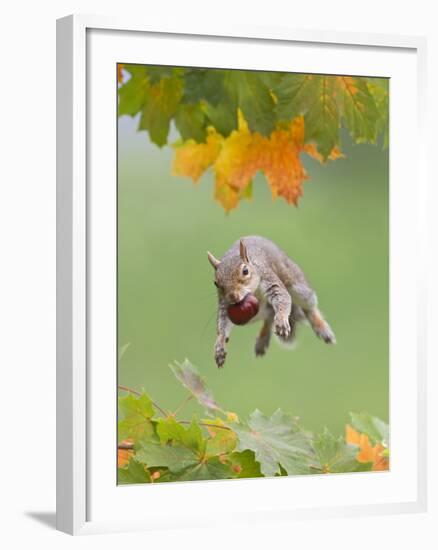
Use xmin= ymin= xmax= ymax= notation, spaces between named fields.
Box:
xmin=207 ymin=239 xmax=260 ymax=305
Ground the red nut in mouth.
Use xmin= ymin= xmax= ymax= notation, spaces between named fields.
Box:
xmin=227 ymin=294 xmax=259 ymax=325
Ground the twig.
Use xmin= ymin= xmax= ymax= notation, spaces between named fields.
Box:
xmin=172 ymin=395 xmax=194 ymax=416
xmin=178 ymin=420 xmax=231 ymax=431
xmin=118 ymin=384 xmax=141 ymax=396
xmin=117 ymin=384 xmax=168 ymax=417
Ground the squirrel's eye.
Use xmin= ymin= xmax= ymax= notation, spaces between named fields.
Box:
xmin=242 ymin=266 xmax=249 ymax=276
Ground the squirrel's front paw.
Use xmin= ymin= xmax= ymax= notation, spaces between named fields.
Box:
xmin=274 ymin=315 xmax=291 ymax=339
xmin=214 ymin=344 xmax=227 ymax=368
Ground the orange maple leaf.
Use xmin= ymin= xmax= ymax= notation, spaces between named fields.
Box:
xmin=345 ymin=425 xmax=389 ymax=471
xmin=172 ymin=113 xmax=343 ymax=212
xmin=118 ymin=439 xmax=134 ymax=467
xmin=262 ymin=127 xmax=307 ymax=205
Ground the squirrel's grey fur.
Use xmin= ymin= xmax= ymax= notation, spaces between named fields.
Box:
xmin=207 ymin=236 xmax=336 ymax=368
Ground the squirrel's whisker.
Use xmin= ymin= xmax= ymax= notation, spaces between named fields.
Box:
xmin=199 ymin=309 xmax=217 ymax=342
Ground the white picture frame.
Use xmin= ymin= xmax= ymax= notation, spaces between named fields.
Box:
xmin=56 ymin=14 xmax=428 ymax=535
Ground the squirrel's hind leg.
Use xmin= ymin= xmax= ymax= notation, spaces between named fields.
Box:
xmin=289 ymin=282 xmax=336 ymax=345
xmin=305 ymin=308 xmax=336 ymax=344
xmin=255 ymin=310 xmax=274 ymax=357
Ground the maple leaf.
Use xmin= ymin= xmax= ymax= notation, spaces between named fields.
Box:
xmin=232 ymin=409 xmax=315 ymax=477
xmin=275 ymin=74 xmax=340 ymax=158
xmin=172 ymin=130 xmax=223 ymax=183
xmin=336 ymin=76 xmax=380 ymax=144
xmin=228 ymin=449 xmax=263 ymax=478
xmin=156 ymin=416 xmax=206 ymax=454
xmin=312 ymin=427 xmax=368 ymax=473
xmin=174 ymin=103 xmax=207 ymax=142
xmin=118 ymin=65 xmax=149 ymax=117
xmin=138 ymin=75 xmax=183 ymax=147
xmin=345 ymin=425 xmax=389 ymax=471
xmin=224 ymin=71 xmax=277 ymax=136
xmin=349 ymin=411 xmax=389 ymax=446
xmin=117 ymin=439 xmax=134 ymax=467
xmin=274 ymin=74 xmax=384 ymax=158
xmin=118 ymin=392 xmax=155 ymax=442
xmin=213 ymin=112 xmax=265 ymax=191
xmin=118 ymin=458 xmax=151 ymax=484
xmin=367 ymin=78 xmax=389 ymax=147
xmin=202 ymin=418 xmax=237 ymax=456
xmin=169 ymin=359 xmax=222 ymax=413
xmin=262 ymin=127 xmax=307 ymax=205
xmin=136 ymin=419 xmax=234 ymax=481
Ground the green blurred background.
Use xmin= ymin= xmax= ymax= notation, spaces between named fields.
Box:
xmin=118 ymin=115 xmax=389 ymax=437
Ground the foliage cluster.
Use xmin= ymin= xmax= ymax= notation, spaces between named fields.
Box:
xmin=118 ymin=64 xmax=388 ymax=211
xmin=118 ymin=360 xmax=389 ymax=484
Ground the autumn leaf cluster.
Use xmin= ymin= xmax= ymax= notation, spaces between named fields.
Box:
xmin=118 ymin=65 xmax=388 ymax=212
xmin=118 ymin=360 xmax=389 ymax=484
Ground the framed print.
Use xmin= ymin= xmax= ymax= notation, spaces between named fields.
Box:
xmin=56 ymin=15 xmax=427 ymax=535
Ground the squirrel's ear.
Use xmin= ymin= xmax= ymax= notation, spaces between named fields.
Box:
xmin=207 ymin=251 xmax=221 ymax=270
xmin=240 ymin=239 xmax=250 ymax=263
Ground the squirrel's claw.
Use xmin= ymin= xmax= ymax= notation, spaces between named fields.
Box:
xmin=214 ymin=345 xmax=227 ymax=368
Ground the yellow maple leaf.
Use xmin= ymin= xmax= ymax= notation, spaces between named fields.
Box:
xmin=345 ymin=425 xmax=389 ymax=471
xmin=172 ymin=130 xmax=223 ymax=183
xmin=213 ymin=113 xmax=266 ymax=194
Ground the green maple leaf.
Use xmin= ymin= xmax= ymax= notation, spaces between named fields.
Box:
xmin=136 ymin=439 xmax=233 ymax=481
xmin=274 ymin=73 xmax=386 ymax=158
xmin=225 ymin=71 xmax=276 ymax=136
xmin=175 ymin=457 xmax=234 ymax=481
xmin=312 ymin=427 xmax=368 ymax=473
xmin=174 ymin=103 xmax=207 ymax=142
xmin=156 ymin=416 xmax=206 ymax=454
xmin=232 ymin=409 xmax=315 ymax=477
xmin=202 ymin=99 xmax=238 ymax=137
xmin=349 ymin=412 xmax=389 ymax=446
xmin=118 ymin=65 xmax=149 ymax=117
xmin=337 ymin=76 xmax=380 ymax=144
xmin=144 ymin=65 xmax=181 ymax=85
xmin=274 ymin=73 xmax=320 ymax=120
xmin=170 ymin=360 xmax=222 ymax=413
xmin=275 ymin=74 xmax=340 ymax=158
xmin=229 ymin=449 xmax=262 ymax=478
xmin=367 ymin=78 xmax=389 ymax=147
xmin=118 ymin=393 xmax=155 ymax=442
xmin=181 ymin=69 xmax=237 ymax=137
xmin=136 ymin=416 xmax=235 ymax=481
xmin=118 ymin=460 xmax=151 ymax=484
xmin=182 ymin=69 xmax=225 ymax=105
xmin=138 ymin=75 xmax=183 ymax=146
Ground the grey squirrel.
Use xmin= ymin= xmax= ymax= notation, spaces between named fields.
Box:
xmin=207 ymin=236 xmax=336 ymax=368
